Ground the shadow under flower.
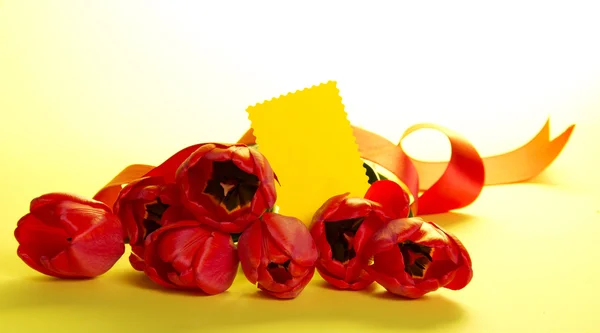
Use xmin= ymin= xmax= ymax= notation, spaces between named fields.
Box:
xmin=313 ymin=279 xmax=379 ymax=293
xmin=116 ymin=270 xmax=212 ymax=297
xmin=0 ymin=266 xmax=467 ymax=333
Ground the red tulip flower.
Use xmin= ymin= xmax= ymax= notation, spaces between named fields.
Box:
xmin=176 ymin=143 xmax=278 ymax=233
xmin=361 ymin=217 xmax=473 ymax=298
xmin=143 ymin=220 xmax=239 ymax=295
xmin=14 ymin=193 xmax=125 ymax=278
xmin=238 ymin=213 xmax=318 ymax=299
xmin=113 ymin=176 xmax=191 ymax=271
xmin=309 ymin=193 xmax=394 ymax=290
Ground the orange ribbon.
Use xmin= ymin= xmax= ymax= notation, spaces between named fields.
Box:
xmin=93 ymin=144 xmax=204 ymax=209
xmin=94 ymin=119 xmax=574 ymax=216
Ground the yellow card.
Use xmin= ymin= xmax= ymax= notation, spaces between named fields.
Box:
xmin=247 ymin=81 xmax=370 ymax=225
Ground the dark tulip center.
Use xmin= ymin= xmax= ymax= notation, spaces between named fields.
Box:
xmin=398 ymin=240 xmax=433 ymax=278
xmin=203 ymin=160 xmax=260 ymax=212
xmin=324 ymin=217 xmax=364 ymax=264
xmin=267 ymin=260 xmax=292 ymax=284
xmin=143 ymin=197 xmax=169 ymax=239
xmin=230 ymin=232 xmax=242 ymax=243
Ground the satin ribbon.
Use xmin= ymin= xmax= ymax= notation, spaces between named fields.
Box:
xmin=94 ymin=119 xmax=574 ymax=216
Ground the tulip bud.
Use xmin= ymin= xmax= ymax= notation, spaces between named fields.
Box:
xmin=238 ymin=213 xmax=318 ymax=299
xmin=176 ymin=143 xmax=277 ymax=233
xmin=113 ymin=176 xmax=191 ymax=270
xmin=143 ymin=220 xmax=239 ymax=295
xmin=310 ymin=193 xmax=393 ymax=290
xmin=361 ymin=217 xmax=473 ymax=298
xmin=15 ymin=193 xmax=125 ymax=278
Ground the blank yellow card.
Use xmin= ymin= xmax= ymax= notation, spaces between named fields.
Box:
xmin=247 ymin=81 xmax=370 ymax=225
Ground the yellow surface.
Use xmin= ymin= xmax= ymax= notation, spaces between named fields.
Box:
xmin=247 ymin=81 xmax=370 ymax=224
xmin=2 ymin=1 xmax=600 ymax=333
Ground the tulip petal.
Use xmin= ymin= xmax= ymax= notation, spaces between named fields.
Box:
xmin=231 ymin=146 xmax=255 ymax=175
xmin=352 ymin=213 xmax=386 ymax=258
xmin=361 ymin=222 xmax=412 ymax=269
xmin=385 ymin=282 xmax=431 ymax=299
xmin=160 ymin=206 xmax=191 ymax=225
xmin=256 ymin=267 xmax=292 ymax=293
xmin=16 ymin=251 xmax=63 ymax=278
xmin=366 ymin=265 xmax=403 ymax=292
xmin=237 ymin=221 xmax=262 ymax=284
xmin=156 ymin=225 xmax=209 ymax=266
xmin=407 ymin=222 xmax=451 ymax=250
xmin=202 ymin=145 xmax=235 ymax=161
xmin=142 ymin=221 xmax=208 ymax=286
xmin=436 ymin=269 xmax=458 ymax=289
xmin=122 ymin=203 xmax=142 ymax=243
xmin=442 ymin=234 xmax=473 ymax=290
xmin=76 ymin=223 xmax=124 ymax=264
xmin=31 ymin=193 xmax=110 ymax=214
xmin=286 ymin=260 xmax=310 ymax=278
xmin=129 ymin=252 xmax=146 ymax=271
xmin=15 ymin=214 xmax=71 ymax=261
xmin=247 ymin=148 xmax=277 ymax=211
xmin=423 ymin=222 xmax=472 ymax=290
xmin=145 ymin=265 xmax=179 ymax=289
xmin=262 ymin=213 xmax=318 ymax=267
xmin=364 ymin=180 xmax=410 ymax=219
xmin=170 ymin=236 xmax=205 ymax=274
xmin=445 ymin=267 xmax=471 ymax=290
xmin=260 ymin=268 xmax=315 ymax=299
xmin=319 ymin=254 xmax=348 ymax=279
xmin=326 ymin=198 xmax=377 ymax=222
xmin=158 ymin=183 xmax=180 ymax=206
xmin=429 ymin=222 xmax=468 ymax=264
xmin=193 ymin=231 xmax=239 ymax=295
xmin=310 ymin=220 xmax=346 ymax=279
xmin=368 ymin=218 xmax=424 ymax=255
xmin=318 ymin=268 xmax=351 ymax=289
xmin=41 ymin=248 xmax=85 ymax=277
xmin=372 ymin=245 xmax=407 ymax=278
xmin=343 ymin=257 xmax=367 ymax=284
xmin=183 ymin=160 xmax=217 ymax=210
xmin=310 ymin=193 xmax=349 ymax=226
xmin=263 ymin=236 xmax=291 ymax=264
xmin=168 ymin=269 xmax=196 ymax=288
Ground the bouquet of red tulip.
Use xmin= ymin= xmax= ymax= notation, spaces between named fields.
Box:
xmin=14 ymin=142 xmax=472 ymax=299
xmin=13 ymin=81 xmax=573 ymax=300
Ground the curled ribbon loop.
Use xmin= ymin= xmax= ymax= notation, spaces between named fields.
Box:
xmin=411 ymin=119 xmax=575 ymax=188
xmin=351 ymin=124 xmax=485 ymax=215
xmin=399 ymin=124 xmax=485 ymax=215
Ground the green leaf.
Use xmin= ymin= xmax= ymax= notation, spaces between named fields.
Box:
xmin=408 ymin=209 xmax=414 ymax=218
xmin=363 ymin=161 xmax=389 ymax=184
xmin=266 ymin=205 xmax=280 ymax=213
xmin=363 ymin=162 xmax=379 ymax=184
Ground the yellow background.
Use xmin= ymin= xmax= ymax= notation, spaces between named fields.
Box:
xmin=1 ymin=1 xmax=600 ymax=332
